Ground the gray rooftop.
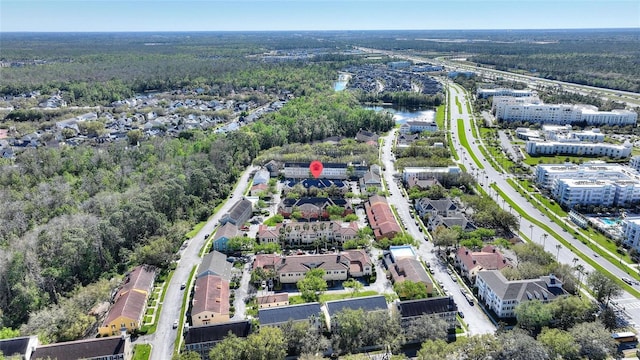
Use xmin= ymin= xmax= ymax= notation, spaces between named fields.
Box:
xmin=326 ymin=295 xmax=388 ymax=317
xmin=258 ymin=302 xmax=322 ymax=325
xmin=197 ymin=251 xmax=232 ymax=281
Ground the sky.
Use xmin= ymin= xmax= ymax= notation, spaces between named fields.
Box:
xmin=1 ymin=0 xmax=639 ymax=32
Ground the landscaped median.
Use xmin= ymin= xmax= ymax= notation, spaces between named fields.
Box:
xmin=457 ymin=119 xmax=483 ymax=170
xmin=132 ymin=344 xmax=151 ymax=360
xmin=491 ymin=183 xmax=640 ymax=299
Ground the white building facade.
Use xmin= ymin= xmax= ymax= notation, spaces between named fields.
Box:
xmin=525 ymin=140 xmax=632 ymax=159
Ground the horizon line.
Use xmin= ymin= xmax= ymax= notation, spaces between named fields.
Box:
xmin=2 ymin=27 xmax=639 ymax=34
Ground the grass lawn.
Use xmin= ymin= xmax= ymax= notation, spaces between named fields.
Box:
xmin=289 ymin=290 xmax=379 ymax=305
xmin=132 ymin=344 xmax=151 ymax=360
xmin=436 ymin=105 xmax=446 ymax=129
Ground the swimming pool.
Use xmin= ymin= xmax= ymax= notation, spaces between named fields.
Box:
xmin=600 ymin=218 xmax=620 ymax=226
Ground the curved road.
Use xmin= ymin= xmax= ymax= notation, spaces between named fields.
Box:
xmin=447 ymin=82 xmax=640 ymax=329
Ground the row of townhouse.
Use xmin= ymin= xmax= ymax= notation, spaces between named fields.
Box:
xmin=191 ymin=251 xmax=234 ymax=327
xmin=182 ymin=294 xmax=456 ymax=360
xmin=252 ymin=249 xmax=372 ymax=284
xmin=98 ymin=265 xmax=156 ymax=336
xmin=1 ymin=333 xmax=133 ymax=360
xmin=283 ymin=162 xmax=369 ymax=180
xmin=278 ymin=197 xmax=351 ymax=220
xmin=256 ymin=220 xmax=359 ymax=247
xmin=364 ymin=195 xmax=402 ymax=241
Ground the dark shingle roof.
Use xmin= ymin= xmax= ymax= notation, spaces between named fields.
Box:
xmin=184 ymin=320 xmax=251 ymax=345
xmin=326 ymin=295 xmax=388 ymax=317
xmin=398 ymin=297 xmax=457 ymax=318
xmin=32 ymin=337 xmax=126 ymax=360
xmin=258 ymin=303 xmax=322 ymax=325
xmin=0 ymin=336 xmax=32 ymax=357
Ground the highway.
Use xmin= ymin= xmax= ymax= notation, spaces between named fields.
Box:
xmin=446 ymin=81 xmax=640 ymax=329
xmin=380 ymin=129 xmax=497 ymax=335
xmin=146 ymin=165 xmax=258 ymax=360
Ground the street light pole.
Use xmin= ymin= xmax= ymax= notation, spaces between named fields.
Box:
xmin=529 ymin=224 xmax=534 ymax=241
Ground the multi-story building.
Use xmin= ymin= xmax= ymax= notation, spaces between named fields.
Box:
xmin=475 ymin=270 xmax=566 ymax=318
xmin=397 ymin=297 xmax=458 ymax=332
xmin=256 ymin=220 xmax=358 ymax=247
xmin=283 ymin=162 xmax=368 ymax=179
xmin=258 ymin=303 xmax=323 ymax=328
xmin=494 ymin=100 xmax=637 ymax=126
xmin=402 ymin=166 xmax=462 ymax=183
xmin=252 ymin=250 xmax=372 ymax=284
xmin=219 ymin=198 xmax=253 ymax=226
xmin=534 ymin=162 xmax=640 ymax=190
xmin=525 ymin=140 xmax=632 ymax=159
xmin=476 ymin=88 xmax=535 ymax=99
xmin=98 ymin=266 xmax=156 ymax=336
xmin=455 ymin=245 xmax=510 ymax=283
xmin=623 ymin=217 xmax=640 ymax=253
xmin=32 ymin=335 xmax=132 ymax=360
xmin=365 ymin=195 xmax=402 ymax=241
xmin=184 ymin=321 xmax=252 ymax=360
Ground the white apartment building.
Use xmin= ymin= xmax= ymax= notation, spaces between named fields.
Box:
xmin=475 ymin=270 xmax=565 ymax=318
xmin=476 ymin=88 xmax=535 ymax=99
xmin=535 ymin=161 xmax=640 ymax=189
xmin=525 ymin=140 xmax=632 ymax=159
xmin=542 ymin=125 xmax=605 ymax=143
xmin=552 ymin=178 xmax=617 ymax=208
xmin=491 ymin=95 xmax=542 ymax=113
xmin=629 ymin=156 xmax=640 ymax=172
xmin=623 ymin=217 xmax=640 ymax=252
xmin=399 ymin=120 xmax=438 ymax=134
xmin=402 ymin=166 xmax=462 ymax=182
xmin=494 ymin=101 xmax=637 ymax=126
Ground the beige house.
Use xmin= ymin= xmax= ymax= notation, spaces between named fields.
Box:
xmin=192 ymin=275 xmax=230 ymax=326
xmin=256 ymin=220 xmax=359 ymax=247
xmin=257 ymin=293 xmax=290 ymax=309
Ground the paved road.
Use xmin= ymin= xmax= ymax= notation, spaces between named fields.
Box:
xmin=379 ymin=129 xmax=497 ymax=336
xmin=148 ymin=165 xmax=258 ymax=360
xmin=446 ymin=82 xmax=640 ymax=329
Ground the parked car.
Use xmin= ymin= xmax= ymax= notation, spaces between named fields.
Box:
xmin=180 ymin=282 xmax=186 ymax=290
xmin=458 ymin=311 xmax=465 ymax=318
xmin=172 ymin=320 xmax=178 ymax=329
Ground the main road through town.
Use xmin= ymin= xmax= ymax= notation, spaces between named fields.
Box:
xmin=446 ymin=81 xmax=640 ymax=328
xmin=146 ymin=165 xmax=258 ymax=360
xmin=380 ymin=129 xmax=497 ymax=335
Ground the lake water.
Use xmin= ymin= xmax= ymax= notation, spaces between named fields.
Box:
xmin=365 ymin=106 xmax=435 ymax=125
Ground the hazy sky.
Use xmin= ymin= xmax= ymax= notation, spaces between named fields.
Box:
xmin=2 ymin=0 xmax=639 ymax=32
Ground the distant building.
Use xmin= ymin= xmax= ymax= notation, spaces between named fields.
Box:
xmin=475 ymin=270 xmax=566 ymax=318
xmin=256 ymin=220 xmax=358 ymax=247
xmin=525 ymin=140 xmax=632 ymax=159
xmin=383 ymin=245 xmax=433 ymax=294
xmin=476 ymin=88 xmax=535 ymax=99
xmin=402 ymin=166 xmax=461 ymax=183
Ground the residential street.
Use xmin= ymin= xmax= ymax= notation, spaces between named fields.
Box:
xmin=146 ymin=165 xmax=258 ymax=360
xmin=380 ymin=129 xmax=497 ymax=335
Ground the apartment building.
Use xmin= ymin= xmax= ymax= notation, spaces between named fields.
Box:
xmin=476 ymin=88 xmax=535 ymax=99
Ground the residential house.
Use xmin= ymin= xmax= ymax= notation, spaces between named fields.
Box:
xmin=250 ymin=183 xmax=269 ymax=197
xmin=191 ymin=274 xmax=230 ymax=326
xmin=253 ymin=168 xmax=270 ymax=185
xmin=325 ymin=295 xmax=388 ymax=330
xmin=396 ymin=133 xmax=420 ymax=148
xmin=264 ymin=160 xmax=282 ymax=177
xmin=32 ymin=335 xmax=132 ymax=360
xmin=475 ymin=270 xmax=567 ymax=318
xmin=383 ymin=245 xmax=433 ymax=294
xmin=259 ymin=303 xmax=322 ymax=329
xmin=98 ymin=265 xmax=156 ymax=336
xmin=427 ymin=214 xmax=477 ymax=232
xmin=212 ymin=222 xmax=239 ymax=252
xmin=184 ymin=320 xmax=252 ymax=360
xmin=398 ymin=120 xmax=438 ymax=135
xmin=256 ymin=220 xmax=358 ymax=247
xmin=355 ymin=129 xmax=379 ymax=143
xmin=455 ymin=245 xmax=510 ymax=283
xmin=257 ymin=293 xmax=289 ymax=309
xmin=197 ymin=251 xmax=232 ymax=281
xmin=406 ymin=176 xmax=440 ymax=190
xmin=219 ymin=198 xmax=252 ymax=226
xmin=360 ymin=170 xmax=382 ymax=192
xmin=397 ymin=297 xmax=458 ymax=332
xmin=0 ymin=336 xmax=38 ymax=360
xmin=415 ymin=198 xmax=458 ymax=219
xmin=364 ymin=195 xmax=402 ymax=241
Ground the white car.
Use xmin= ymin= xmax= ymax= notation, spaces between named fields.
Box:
xmin=172 ymin=320 xmax=178 ymax=329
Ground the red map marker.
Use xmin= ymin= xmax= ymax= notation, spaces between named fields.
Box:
xmin=309 ymin=160 xmax=323 ymax=179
